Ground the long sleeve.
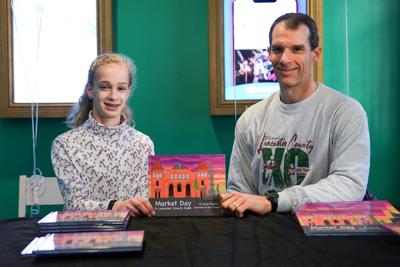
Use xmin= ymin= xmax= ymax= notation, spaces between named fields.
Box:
xmin=228 ymin=120 xmax=259 ymax=194
xmin=278 ymin=103 xmax=370 ymax=211
xmin=130 ymin=139 xmax=154 ymax=199
xmin=51 ymin=139 xmax=110 ymax=210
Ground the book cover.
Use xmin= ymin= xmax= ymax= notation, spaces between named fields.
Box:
xmin=21 ymin=230 xmax=144 ymax=256
xmin=38 ymin=210 xmax=130 ymax=225
xmin=297 ymin=200 xmax=397 ymax=212
xmin=38 ymin=210 xmax=130 ymax=233
xmin=148 ymin=154 xmax=226 ymax=216
xmin=295 ymin=200 xmax=400 ymax=236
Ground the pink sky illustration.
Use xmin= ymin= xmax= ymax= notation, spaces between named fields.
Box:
xmin=149 ymin=154 xmax=226 ymax=181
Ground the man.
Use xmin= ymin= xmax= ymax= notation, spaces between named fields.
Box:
xmin=219 ymin=13 xmax=370 ymax=218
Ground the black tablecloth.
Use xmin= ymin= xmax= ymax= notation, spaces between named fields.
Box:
xmin=1 ymin=213 xmax=399 ymax=267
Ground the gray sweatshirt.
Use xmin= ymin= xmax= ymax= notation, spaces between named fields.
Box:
xmin=228 ymin=83 xmax=370 ymax=212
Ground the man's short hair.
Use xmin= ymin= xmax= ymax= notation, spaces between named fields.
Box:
xmin=269 ymin=13 xmax=319 ymax=50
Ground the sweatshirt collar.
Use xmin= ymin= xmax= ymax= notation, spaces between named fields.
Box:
xmin=277 ymin=82 xmax=321 ymax=113
xmin=85 ymin=112 xmax=128 ymax=138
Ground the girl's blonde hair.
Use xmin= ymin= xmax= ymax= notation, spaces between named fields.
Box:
xmin=66 ymin=53 xmax=136 ymax=128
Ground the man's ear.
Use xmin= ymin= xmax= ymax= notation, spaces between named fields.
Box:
xmin=86 ymin=84 xmax=94 ymax=100
xmin=312 ymin=46 xmax=322 ymax=62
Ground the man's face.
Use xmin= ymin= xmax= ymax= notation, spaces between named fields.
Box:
xmin=268 ymin=22 xmax=321 ymax=90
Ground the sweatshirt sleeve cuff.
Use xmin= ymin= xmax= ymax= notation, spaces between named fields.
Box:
xmin=277 ymin=191 xmax=291 ymax=212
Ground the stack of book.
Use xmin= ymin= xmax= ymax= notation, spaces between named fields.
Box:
xmin=22 ymin=210 xmax=143 ymax=257
xmin=21 ymin=230 xmax=144 ymax=256
xmin=295 ymin=200 xmax=400 ymax=236
xmin=37 ymin=210 xmax=131 ymax=233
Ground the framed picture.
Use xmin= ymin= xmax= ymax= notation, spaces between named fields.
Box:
xmin=0 ymin=0 xmax=113 ymax=118
xmin=208 ymin=0 xmax=323 ymax=115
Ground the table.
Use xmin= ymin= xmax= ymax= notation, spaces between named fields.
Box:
xmin=1 ymin=213 xmax=399 ymax=267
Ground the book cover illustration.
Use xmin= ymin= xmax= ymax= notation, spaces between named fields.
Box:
xmin=381 ymin=223 xmax=400 ymax=236
xmin=21 ymin=230 xmax=144 ymax=256
xmin=148 ymin=154 xmax=226 ymax=216
xmin=38 ymin=210 xmax=130 ymax=233
xmin=297 ymin=200 xmax=397 ymax=212
xmin=295 ymin=200 xmax=400 ymax=236
xmin=39 ymin=210 xmax=130 ymax=225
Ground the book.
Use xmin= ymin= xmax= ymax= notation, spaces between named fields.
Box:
xmin=295 ymin=200 xmax=400 ymax=236
xmin=21 ymin=230 xmax=144 ymax=256
xmin=38 ymin=210 xmax=130 ymax=233
xmin=381 ymin=223 xmax=400 ymax=236
xmin=148 ymin=154 xmax=226 ymax=216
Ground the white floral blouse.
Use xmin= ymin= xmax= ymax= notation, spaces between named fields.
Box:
xmin=51 ymin=114 xmax=154 ymax=210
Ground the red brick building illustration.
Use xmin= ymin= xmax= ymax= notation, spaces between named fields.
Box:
xmin=149 ymin=161 xmax=217 ymax=198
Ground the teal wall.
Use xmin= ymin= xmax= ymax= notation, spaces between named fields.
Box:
xmin=0 ymin=0 xmax=398 ymax=219
xmin=323 ymin=0 xmax=400 ymax=204
xmin=0 ymin=119 xmax=66 ymax=218
xmin=114 ymin=0 xmax=235 ymax=156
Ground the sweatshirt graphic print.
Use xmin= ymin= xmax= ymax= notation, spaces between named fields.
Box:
xmin=259 ymin=133 xmax=312 ymax=189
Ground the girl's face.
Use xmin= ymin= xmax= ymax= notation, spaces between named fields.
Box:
xmin=86 ymin=62 xmax=131 ymax=126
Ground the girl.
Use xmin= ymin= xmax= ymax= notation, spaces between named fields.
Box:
xmin=51 ymin=53 xmax=155 ymax=217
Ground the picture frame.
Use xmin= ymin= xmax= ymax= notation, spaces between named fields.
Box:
xmin=0 ymin=0 xmax=113 ymax=118
xmin=208 ymin=0 xmax=323 ymax=115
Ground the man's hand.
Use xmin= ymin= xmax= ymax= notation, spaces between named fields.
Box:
xmin=113 ymin=196 xmax=156 ymax=217
xmin=219 ymin=191 xmax=272 ymax=218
